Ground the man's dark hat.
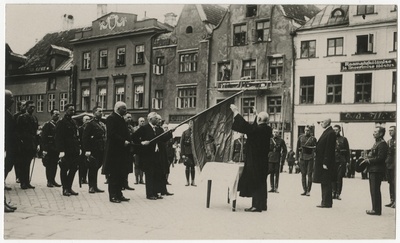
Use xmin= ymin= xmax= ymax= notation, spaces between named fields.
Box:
xmin=355 ymin=158 xmax=369 ymax=172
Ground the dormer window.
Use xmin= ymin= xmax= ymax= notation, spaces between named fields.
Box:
xmin=186 ymin=26 xmax=193 ymax=34
xmin=331 ymin=8 xmax=344 ymax=18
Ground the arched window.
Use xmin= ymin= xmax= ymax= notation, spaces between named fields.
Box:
xmin=331 ymin=8 xmax=344 ymax=18
xmin=186 ymin=26 xmax=193 ymax=34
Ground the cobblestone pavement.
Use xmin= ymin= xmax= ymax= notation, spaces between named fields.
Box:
xmin=3 ymin=160 xmax=396 ymax=240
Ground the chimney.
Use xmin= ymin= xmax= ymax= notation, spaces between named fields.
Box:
xmin=62 ymin=14 xmax=74 ymax=30
xmin=97 ymin=4 xmax=108 ymax=18
xmin=164 ymin=12 xmax=177 ymax=27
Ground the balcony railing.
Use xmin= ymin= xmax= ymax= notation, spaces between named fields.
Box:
xmin=216 ymin=78 xmax=283 ymax=91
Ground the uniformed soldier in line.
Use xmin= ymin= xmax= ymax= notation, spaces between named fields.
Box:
xmin=55 ymin=104 xmax=81 ymax=196
xmin=133 ymin=117 xmax=145 ymax=184
xmin=268 ymin=129 xmax=287 ymax=193
xmin=16 ymin=100 xmax=39 ymax=189
xmin=78 ymin=115 xmax=91 ymax=185
xmin=83 ymin=107 xmax=106 ymax=194
xmin=332 ymin=125 xmax=350 ymax=200
xmin=122 ymin=113 xmax=135 ymax=190
xmin=385 ymin=125 xmax=396 ymax=208
xmin=13 ymin=100 xmax=27 ymax=185
xmin=296 ymin=126 xmax=317 ymax=196
xmin=41 ymin=109 xmax=62 ymax=187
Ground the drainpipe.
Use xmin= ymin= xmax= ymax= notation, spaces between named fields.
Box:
xmin=290 ymin=29 xmax=297 ymax=150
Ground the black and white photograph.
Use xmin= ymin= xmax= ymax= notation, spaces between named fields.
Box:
xmin=3 ymin=0 xmax=397 ymax=240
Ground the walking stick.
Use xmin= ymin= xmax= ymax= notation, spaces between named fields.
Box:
xmin=29 ymin=157 xmax=36 ymax=183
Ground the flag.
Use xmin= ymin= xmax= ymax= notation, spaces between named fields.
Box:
xmin=191 ymin=95 xmax=238 ymax=170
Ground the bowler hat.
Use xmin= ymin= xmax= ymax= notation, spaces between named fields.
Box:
xmin=355 ymin=158 xmax=369 ymax=172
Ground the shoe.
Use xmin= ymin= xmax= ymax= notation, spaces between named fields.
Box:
xmin=5 ymin=203 xmax=17 ymax=210
xmin=119 ymin=196 xmax=130 ymax=202
xmin=391 ymin=202 xmax=396 ymax=208
xmin=20 ymin=184 xmax=28 ymax=190
xmin=63 ymin=190 xmax=71 ymax=197
xmin=69 ymin=189 xmax=79 ymax=196
xmin=262 ymin=205 xmax=267 ymax=211
xmin=300 ymin=192 xmax=307 ymax=196
xmin=104 ymin=180 xmax=108 ymax=184
xmin=81 ymin=179 xmax=88 ymax=184
xmin=268 ymin=189 xmax=275 ymax=193
xmin=385 ymin=202 xmax=394 ymax=207
xmin=306 ymin=192 xmax=310 ymax=196
xmin=316 ymin=205 xmax=332 ymax=208
xmin=89 ymin=187 xmax=95 ymax=193
xmin=47 ymin=183 xmax=54 ymax=188
xmin=134 ymin=182 xmax=139 ymax=185
xmin=5 ymin=186 xmax=12 ymax=191
xmin=125 ymin=186 xmax=135 ymax=191
xmin=110 ymin=197 xmax=121 ymax=203
xmin=275 ymin=189 xmax=279 ymax=193
xmin=156 ymin=195 xmax=164 ymax=199
xmin=244 ymin=207 xmax=262 ymax=212
xmin=4 ymin=206 xmax=14 ymax=213
xmin=185 ymin=183 xmax=190 ymax=186
xmin=139 ymin=180 xmax=145 ymax=184
xmin=52 ymin=182 xmax=62 ymax=187
xmin=27 ymin=184 xmax=35 ymax=189
xmin=121 ymin=187 xmax=125 ymax=190
xmin=336 ymin=195 xmax=342 ymax=200
xmin=94 ymin=188 xmax=104 ymax=193
xmin=366 ymin=210 xmax=381 ymax=215
xmin=166 ymin=182 xmax=171 ymax=185
xmin=162 ymin=192 xmax=174 ymax=196
xmin=16 ymin=178 xmax=20 ymax=183
xmin=191 ymin=183 xmax=197 ymax=187
xmin=147 ymin=196 xmax=157 ymax=200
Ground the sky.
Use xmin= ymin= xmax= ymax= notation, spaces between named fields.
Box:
xmin=5 ymin=3 xmax=185 ymax=54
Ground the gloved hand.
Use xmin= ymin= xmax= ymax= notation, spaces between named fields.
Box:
xmin=85 ymin=151 xmax=91 ymax=157
xmin=59 ymin=152 xmax=65 ymax=158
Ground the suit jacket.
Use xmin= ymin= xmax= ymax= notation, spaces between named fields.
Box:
xmin=313 ymin=126 xmax=336 ymax=183
xmin=386 ymin=138 xmax=396 ymax=170
xmin=231 ymin=114 xmax=272 ymax=197
xmin=132 ymin=123 xmax=172 ymax=172
xmin=368 ymin=139 xmax=388 ymax=173
xmin=102 ymin=112 xmax=130 ymax=175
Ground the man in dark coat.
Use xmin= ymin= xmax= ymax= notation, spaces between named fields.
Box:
xmin=41 ymin=109 xmax=61 ymax=187
xmin=385 ymin=126 xmax=396 ymax=208
xmin=362 ymin=126 xmax=388 ymax=215
xmin=123 ymin=112 xmax=135 ymax=190
xmin=83 ymin=106 xmax=106 ymax=194
xmin=5 ymin=90 xmax=18 ymax=212
xmin=102 ymin=102 xmax=131 ymax=203
xmin=55 ymin=104 xmax=81 ymax=196
xmin=13 ymin=100 xmax=26 ymax=184
xmin=268 ymin=129 xmax=287 ymax=193
xmin=16 ymin=100 xmax=38 ymax=189
xmin=132 ymin=112 xmax=173 ymax=200
xmin=180 ymin=120 xmax=196 ymax=186
xmin=313 ymin=118 xmax=336 ymax=208
xmin=332 ymin=125 xmax=350 ymax=200
xmin=230 ymin=104 xmax=272 ymax=212
xmin=78 ymin=115 xmax=91 ymax=185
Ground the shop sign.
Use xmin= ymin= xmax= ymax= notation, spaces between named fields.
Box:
xmin=341 ymin=59 xmax=396 ymax=72
xmin=340 ymin=111 xmax=396 ymax=122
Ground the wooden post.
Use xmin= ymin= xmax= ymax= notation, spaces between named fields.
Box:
xmin=206 ymin=180 xmax=212 ymax=208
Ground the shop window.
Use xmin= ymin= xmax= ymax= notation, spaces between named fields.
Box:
xmin=300 ymin=40 xmax=316 ymax=58
xmin=300 ymin=76 xmax=314 ymax=104
xmin=234 ymin=24 xmax=247 ymax=46
xmin=327 ymin=37 xmax=343 ymax=56
xmin=355 ymin=73 xmax=372 ymax=103
xmin=326 ymin=75 xmax=342 ymax=103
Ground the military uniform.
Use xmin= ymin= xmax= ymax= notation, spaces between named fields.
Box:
xmin=83 ymin=118 xmax=106 ymax=192
xmin=332 ymin=135 xmax=350 ymax=199
xmin=296 ymin=134 xmax=317 ymax=195
xmin=268 ymin=136 xmax=287 ymax=192
xmin=78 ymin=123 xmax=89 ymax=184
xmin=41 ymin=120 xmax=60 ymax=186
xmin=385 ymin=137 xmax=396 ymax=207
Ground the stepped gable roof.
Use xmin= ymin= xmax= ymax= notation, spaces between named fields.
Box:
xmin=280 ymin=5 xmax=321 ymax=24
xmin=198 ymin=4 xmax=227 ymax=26
xmin=22 ymin=27 xmax=82 ymax=68
xmin=298 ymin=5 xmax=349 ymax=31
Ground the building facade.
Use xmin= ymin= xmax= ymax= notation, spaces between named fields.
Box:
xmin=209 ymin=4 xmax=320 ymax=148
xmin=294 ymin=5 xmax=397 ymax=150
xmin=70 ymin=12 xmax=173 ymax=121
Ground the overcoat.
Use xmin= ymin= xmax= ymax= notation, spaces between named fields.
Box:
xmin=313 ymin=126 xmax=336 ymax=183
xmin=231 ymin=114 xmax=272 ymax=197
xmin=17 ymin=113 xmax=38 ymax=157
xmin=55 ymin=115 xmax=80 ymax=156
xmin=102 ymin=112 xmax=130 ymax=175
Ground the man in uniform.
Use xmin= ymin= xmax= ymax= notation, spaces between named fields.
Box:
xmin=41 ymin=109 xmax=62 ymax=187
xmin=133 ymin=117 xmax=145 ymax=184
xmin=268 ymin=129 xmax=287 ymax=193
xmin=332 ymin=125 xmax=350 ymax=200
xmin=385 ymin=126 xmax=396 ymax=208
xmin=13 ymin=100 xmax=26 ymax=184
xmin=78 ymin=115 xmax=91 ymax=185
xmin=122 ymin=112 xmax=135 ymax=190
xmin=296 ymin=126 xmax=317 ymax=196
xmin=16 ymin=100 xmax=38 ymax=189
xmin=83 ymin=107 xmax=106 ymax=194
xmin=55 ymin=104 xmax=81 ymax=196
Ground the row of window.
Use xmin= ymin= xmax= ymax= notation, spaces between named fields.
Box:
xmin=82 ymin=45 xmax=145 ymax=70
xmin=15 ymin=93 xmax=68 ymax=113
xmin=299 ymin=71 xmax=397 ymax=104
xmin=300 ymin=32 xmax=397 ymax=58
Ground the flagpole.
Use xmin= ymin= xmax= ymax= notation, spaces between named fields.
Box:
xmin=148 ymin=89 xmax=246 ymax=143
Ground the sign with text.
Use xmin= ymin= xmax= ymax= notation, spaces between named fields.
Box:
xmin=341 ymin=59 xmax=396 ymax=72
xmin=340 ymin=111 xmax=396 ymax=122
